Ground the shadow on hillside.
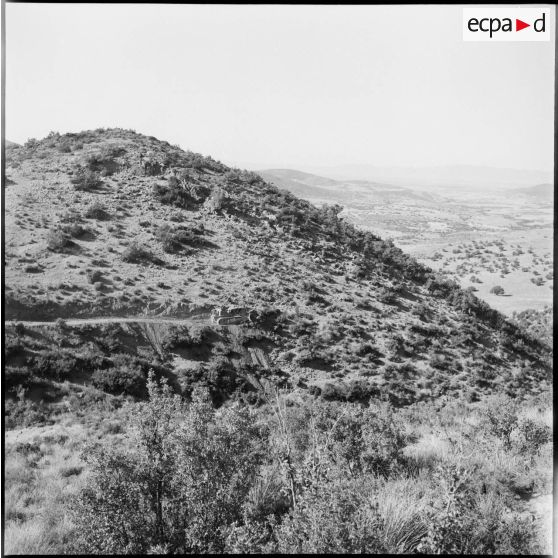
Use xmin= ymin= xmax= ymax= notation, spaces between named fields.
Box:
xmin=190 ymin=238 xmax=219 ymax=250
xmin=399 ymin=288 xmax=420 ymax=303
xmin=50 ymin=241 xmax=82 ymax=256
xmin=75 ymin=230 xmax=98 ymax=242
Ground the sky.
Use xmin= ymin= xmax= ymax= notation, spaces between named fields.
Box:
xmin=5 ymin=4 xmax=555 ymax=172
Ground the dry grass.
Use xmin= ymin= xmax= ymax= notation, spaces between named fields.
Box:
xmin=375 ymin=476 xmax=431 ymax=553
xmin=3 ymin=415 xmax=130 ymax=555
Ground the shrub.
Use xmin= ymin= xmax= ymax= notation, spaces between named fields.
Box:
xmin=418 ymin=463 xmax=541 ymax=554
xmin=481 ymin=395 xmax=518 ymax=449
xmin=91 ymin=362 xmax=146 ymax=397
xmin=47 ymin=229 xmax=71 ymax=252
xmin=4 ymin=389 xmax=49 ymax=429
xmin=70 ymin=168 xmax=103 ymax=191
xmin=61 ymin=222 xmax=87 ymax=238
xmin=307 ymin=385 xmax=321 ymax=397
xmin=57 ymin=141 xmax=72 ymax=153
xmin=24 ymin=138 xmax=38 ymax=149
xmin=31 ymin=349 xmax=78 ymax=381
xmin=270 ymin=478 xmax=384 ymax=553
xmin=70 ymin=373 xmax=264 ymax=554
xmin=85 ymin=146 xmax=124 ymax=175
xmin=517 ymin=417 xmax=551 ymax=455
xmin=490 ymin=285 xmax=505 ymax=296
xmin=160 ymin=326 xmax=192 ymax=350
xmin=121 ymin=242 xmax=160 ymax=265
xmin=205 ymin=186 xmax=227 ymax=212
xmin=155 ymin=225 xmax=195 ymax=253
xmin=152 ymin=179 xmax=210 ymax=209
xmin=359 ymin=403 xmax=411 ymax=476
xmin=84 ymin=202 xmax=110 ymax=220
xmin=188 ymin=325 xmax=212 ymax=345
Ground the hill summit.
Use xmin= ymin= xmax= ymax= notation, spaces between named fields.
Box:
xmin=4 ymin=128 xmax=552 ymax=406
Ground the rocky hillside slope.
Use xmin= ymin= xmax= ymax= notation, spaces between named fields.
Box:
xmin=4 ymin=129 xmax=552 ymax=408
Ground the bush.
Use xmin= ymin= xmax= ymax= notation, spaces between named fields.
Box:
xmin=270 ymin=478 xmax=384 ymax=553
xmin=61 ymin=222 xmax=87 ymax=238
xmin=418 ymin=463 xmax=539 ymax=554
xmin=205 ymin=186 xmax=227 ymax=212
xmin=4 ymin=390 xmax=49 ymax=429
xmin=31 ymin=349 xmax=78 ymax=381
xmin=47 ymin=229 xmax=71 ymax=252
xmin=490 ymin=285 xmax=505 ymax=296
xmin=152 ymin=179 xmax=210 ymax=209
xmin=91 ymin=361 xmax=146 ymax=397
xmin=70 ymin=168 xmax=103 ymax=191
xmin=517 ymin=417 xmax=551 ymax=455
xmin=84 ymin=202 xmax=110 ymax=220
xmin=121 ymin=242 xmax=161 ymax=265
xmin=155 ymin=224 xmax=195 ymax=253
xmin=85 ymin=145 xmax=125 ymax=175
xmin=70 ymin=373 xmax=264 ymax=554
xmin=24 ymin=138 xmax=38 ymax=149
xmin=481 ymin=395 xmax=518 ymax=449
xmin=57 ymin=141 xmax=72 ymax=153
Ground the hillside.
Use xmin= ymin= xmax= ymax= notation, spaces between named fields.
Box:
xmin=4 ymin=128 xmax=552 ymax=408
xmin=511 ymin=305 xmax=553 ymax=348
xmin=3 ymin=129 xmax=553 ymax=555
xmin=260 ymin=169 xmax=553 ymax=318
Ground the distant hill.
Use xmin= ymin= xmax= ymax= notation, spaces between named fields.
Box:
xmin=291 ymin=164 xmax=553 ymax=192
xmin=259 ymin=168 xmax=440 ymax=206
xmin=513 ymin=183 xmax=553 ymax=201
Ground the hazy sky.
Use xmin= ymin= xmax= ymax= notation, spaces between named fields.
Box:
xmin=5 ymin=4 xmax=555 ymax=171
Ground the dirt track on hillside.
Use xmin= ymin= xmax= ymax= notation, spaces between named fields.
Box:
xmin=4 ymin=316 xmax=211 ymax=328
